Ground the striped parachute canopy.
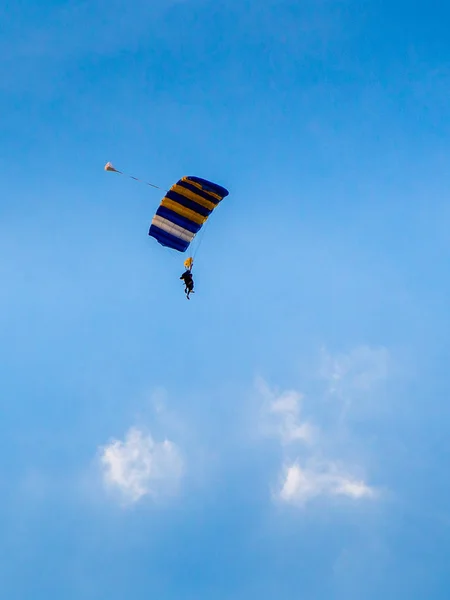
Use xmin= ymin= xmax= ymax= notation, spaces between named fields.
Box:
xmin=148 ymin=176 xmax=229 ymax=252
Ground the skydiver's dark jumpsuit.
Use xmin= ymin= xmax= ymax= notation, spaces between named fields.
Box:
xmin=180 ymin=270 xmax=194 ymax=299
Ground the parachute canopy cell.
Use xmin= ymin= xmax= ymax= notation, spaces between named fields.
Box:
xmin=148 ymin=176 xmax=229 ymax=252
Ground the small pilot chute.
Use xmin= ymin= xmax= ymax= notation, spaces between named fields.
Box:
xmin=104 ymin=162 xmax=161 ymax=189
xmin=104 ymin=162 xmax=118 ymax=173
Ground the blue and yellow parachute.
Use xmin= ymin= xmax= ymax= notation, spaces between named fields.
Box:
xmin=105 ymin=163 xmax=229 ymax=257
xmin=148 ymin=176 xmax=229 ymax=253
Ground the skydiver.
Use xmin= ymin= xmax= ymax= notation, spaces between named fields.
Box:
xmin=180 ymin=269 xmax=194 ymax=299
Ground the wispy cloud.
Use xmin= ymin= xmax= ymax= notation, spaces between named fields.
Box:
xmin=99 ymin=427 xmax=183 ymax=504
xmin=279 ymin=461 xmax=376 ymax=506
xmin=318 ymin=344 xmax=391 ymax=425
xmin=258 ymin=377 xmax=315 ymax=445
xmin=259 ymin=345 xmax=385 ymax=507
xmin=319 ymin=345 xmax=389 ymax=396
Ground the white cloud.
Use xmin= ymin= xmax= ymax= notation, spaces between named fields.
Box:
xmin=258 ymin=344 xmax=386 ymax=507
xmin=278 ymin=462 xmax=376 ymax=505
xmin=100 ymin=427 xmax=183 ymax=504
xmin=320 ymin=345 xmax=389 ymax=396
xmin=257 ymin=377 xmax=314 ymax=445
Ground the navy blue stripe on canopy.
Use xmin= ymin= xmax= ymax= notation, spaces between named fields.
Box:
xmin=156 ymin=206 xmax=202 ymax=234
xmin=177 ymin=180 xmax=221 ymax=205
xmin=148 ymin=224 xmax=190 ymax=252
xmin=185 ymin=177 xmax=229 ymax=199
xmin=165 ymin=190 xmax=212 ymax=217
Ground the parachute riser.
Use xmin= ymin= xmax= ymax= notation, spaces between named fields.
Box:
xmin=104 ymin=162 xmax=161 ymax=190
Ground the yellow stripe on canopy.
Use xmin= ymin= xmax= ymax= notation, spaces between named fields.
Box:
xmin=161 ymin=198 xmax=207 ymax=225
xmin=171 ymin=184 xmax=217 ymax=211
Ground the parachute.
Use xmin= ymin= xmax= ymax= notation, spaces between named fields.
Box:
xmin=105 ymin=162 xmax=229 ymax=280
xmin=148 ymin=176 xmax=229 ymax=253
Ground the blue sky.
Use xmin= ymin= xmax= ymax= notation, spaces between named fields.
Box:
xmin=1 ymin=0 xmax=450 ymax=597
